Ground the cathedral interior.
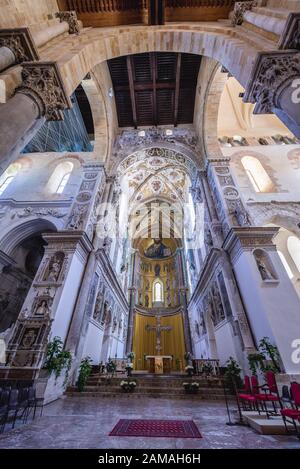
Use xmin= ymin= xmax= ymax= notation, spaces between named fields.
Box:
xmin=0 ymin=0 xmax=300 ymax=451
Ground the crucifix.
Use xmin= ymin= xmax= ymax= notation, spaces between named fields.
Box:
xmin=145 ymin=315 xmax=172 ymax=353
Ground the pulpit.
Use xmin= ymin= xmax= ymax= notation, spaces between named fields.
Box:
xmin=146 ymin=355 xmax=172 ymax=374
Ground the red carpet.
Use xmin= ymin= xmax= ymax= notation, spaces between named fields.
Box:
xmin=109 ymin=419 xmax=202 ymax=438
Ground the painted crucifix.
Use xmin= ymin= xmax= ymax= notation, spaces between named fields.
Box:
xmin=145 ymin=315 xmax=172 ymax=353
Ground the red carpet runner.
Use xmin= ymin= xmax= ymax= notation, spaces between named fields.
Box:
xmin=109 ymin=419 xmax=202 ymax=438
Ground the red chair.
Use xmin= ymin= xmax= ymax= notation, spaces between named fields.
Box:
xmin=237 ymin=375 xmax=257 ymax=411
xmin=281 ymin=382 xmax=300 ymax=439
xmin=251 ymin=374 xmax=280 ymax=418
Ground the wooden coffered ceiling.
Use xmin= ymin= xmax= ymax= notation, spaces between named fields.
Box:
xmin=57 ymin=1 xmax=237 ymax=27
xmin=108 ymin=52 xmax=201 ymax=128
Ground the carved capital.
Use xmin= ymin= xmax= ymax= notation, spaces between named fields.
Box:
xmin=0 ymin=28 xmax=39 ymax=64
xmin=56 ymin=11 xmax=81 ymax=35
xmin=243 ymin=51 xmax=300 ymax=114
xmin=231 ymin=1 xmax=257 ymax=27
xmin=279 ymin=13 xmax=300 ymax=50
xmin=16 ymin=62 xmax=71 ymax=121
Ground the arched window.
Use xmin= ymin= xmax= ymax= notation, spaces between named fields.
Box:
xmin=47 ymin=161 xmax=74 ymax=194
xmin=287 ymin=236 xmax=300 ymax=273
xmin=0 ymin=163 xmax=21 ymax=196
xmin=278 ymin=250 xmax=294 ymax=279
xmin=241 ymin=156 xmax=274 ymax=193
xmin=153 ymin=279 xmax=164 ymax=303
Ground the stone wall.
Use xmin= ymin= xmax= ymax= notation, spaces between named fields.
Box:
xmin=0 ymin=0 xmax=59 ymax=28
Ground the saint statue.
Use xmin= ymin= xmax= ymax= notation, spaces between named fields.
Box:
xmin=256 ymin=257 xmax=275 ymax=280
xmin=35 ymin=300 xmax=49 ymax=317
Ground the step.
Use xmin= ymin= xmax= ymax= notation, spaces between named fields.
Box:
xmin=65 ymin=390 xmax=228 ymax=400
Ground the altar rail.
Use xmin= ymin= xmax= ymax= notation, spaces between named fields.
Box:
xmin=193 ymin=359 xmax=220 ymax=376
xmin=58 ymin=0 xmax=238 ymax=26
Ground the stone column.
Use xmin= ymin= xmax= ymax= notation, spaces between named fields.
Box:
xmin=0 ymin=62 xmax=71 ymax=171
xmin=0 ymin=46 xmax=15 ymax=72
xmin=224 ymin=227 xmax=300 ymax=375
xmin=0 ymin=94 xmax=40 ymax=166
xmin=243 ymin=51 xmax=300 ymax=139
xmin=126 ymin=250 xmax=138 ymax=354
xmin=207 ymin=158 xmax=252 ymax=237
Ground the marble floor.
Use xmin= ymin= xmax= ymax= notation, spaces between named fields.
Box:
xmin=0 ymin=396 xmax=300 ymax=449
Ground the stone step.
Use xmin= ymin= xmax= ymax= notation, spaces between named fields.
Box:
xmin=81 ymin=385 xmax=225 ymax=394
xmin=65 ymin=390 xmax=228 ymax=400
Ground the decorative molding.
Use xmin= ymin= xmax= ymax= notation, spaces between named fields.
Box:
xmin=243 ymin=51 xmax=300 ymax=114
xmin=16 ymin=62 xmax=71 ymax=121
xmin=223 ymin=227 xmax=279 ymax=263
xmin=96 ymin=248 xmax=129 ymax=311
xmin=0 ymin=28 xmax=39 ymax=64
xmin=231 ymin=1 xmax=257 ymax=27
xmin=55 ymin=11 xmax=81 ymax=35
xmin=279 ymin=12 xmax=300 ymax=50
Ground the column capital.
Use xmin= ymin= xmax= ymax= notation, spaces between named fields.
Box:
xmin=279 ymin=12 xmax=300 ymax=50
xmin=55 ymin=11 xmax=81 ymax=35
xmin=0 ymin=28 xmax=39 ymax=64
xmin=243 ymin=51 xmax=300 ymax=114
xmin=16 ymin=62 xmax=71 ymax=121
xmin=42 ymin=231 xmax=93 ymax=257
xmin=223 ymin=227 xmax=279 ymax=263
xmin=231 ymin=1 xmax=257 ymax=27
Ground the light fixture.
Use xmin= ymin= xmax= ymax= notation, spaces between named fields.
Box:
xmin=108 ymin=87 xmax=114 ymax=98
xmin=165 ymin=129 xmax=173 ymax=136
xmin=138 ymin=130 xmax=146 ymax=137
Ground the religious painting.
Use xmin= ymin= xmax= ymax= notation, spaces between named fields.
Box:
xmin=144 ymin=239 xmax=172 ymax=259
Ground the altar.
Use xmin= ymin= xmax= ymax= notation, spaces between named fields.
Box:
xmin=145 ymin=355 xmax=173 ymax=374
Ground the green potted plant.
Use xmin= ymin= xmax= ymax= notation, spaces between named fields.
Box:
xmin=106 ymin=358 xmax=117 ymax=376
xmin=126 ymin=352 xmax=135 ymax=377
xmin=120 ymin=379 xmax=137 ymax=393
xmin=224 ymin=356 xmax=243 ymax=393
xmin=43 ymin=336 xmax=72 ymax=385
xmin=77 ymin=356 xmax=93 ymax=392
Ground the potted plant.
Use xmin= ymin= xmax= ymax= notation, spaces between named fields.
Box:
xmin=182 ymin=382 xmax=200 ymax=394
xmin=224 ymin=356 xmax=243 ymax=393
xmin=120 ymin=379 xmax=137 ymax=393
xmin=77 ymin=356 xmax=93 ymax=392
xmin=43 ymin=336 xmax=72 ymax=386
xmin=106 ymin=358 xmax=117 ymax=376
xmin=126 ymin=352 xmax=135 ymax=377
xmin=185 ymin=364 xmax=194 ymax=377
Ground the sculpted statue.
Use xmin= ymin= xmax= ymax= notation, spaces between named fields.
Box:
xmin=47 ymin=255 xmax=63 ymax=282
xmin=35 ymin=300 xmax=50 ymax=317
xmin=256 ymin=257 xmax=275 ymax=281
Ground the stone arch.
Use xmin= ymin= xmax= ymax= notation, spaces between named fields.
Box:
xmin=0 ymin=218 xmax=58 ymax=256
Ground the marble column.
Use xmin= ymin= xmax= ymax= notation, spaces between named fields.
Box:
xmin=0 ymin=93 xmax=40 ymax=164
xmin=0 ymin=46 xmax=15 ymax=72
xmin=126 ymin=250 xmax=138 ymax=354
xmin=224 ymin=227 xmax=300 ymax=375
xmin=0 ymin=62 xmax=71 ymax=173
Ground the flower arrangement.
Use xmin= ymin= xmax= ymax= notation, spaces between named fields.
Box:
xmin=120 ymin=380 xmax=137 ymax=392
xmin=182 ymin=382 xmax=200 ymax=393
xmin=127 ymin=352 xmax=135 ymax=361
xmin=185 ymin=365 xmax=194 ymax=376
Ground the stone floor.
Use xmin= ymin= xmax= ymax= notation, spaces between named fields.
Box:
xmin=0 ymin=396 xmax=300 ymax=449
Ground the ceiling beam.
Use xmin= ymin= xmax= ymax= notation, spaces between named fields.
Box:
xmin=174 ymin=53 xmax=181 ymax=127
xmin=151 ymin=52 xmax=157 ymax=126
xmin=127 ymin=56 xmax=138 ymax=128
